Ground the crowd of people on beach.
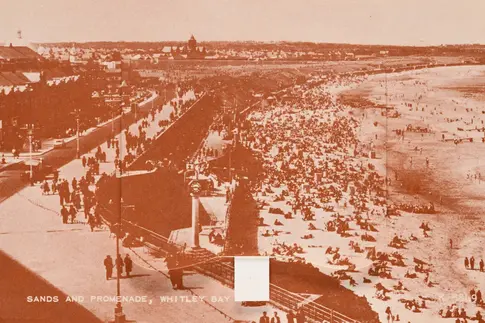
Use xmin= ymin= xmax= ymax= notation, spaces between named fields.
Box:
xmin=235 ymin=71 xmax=485 ymax=322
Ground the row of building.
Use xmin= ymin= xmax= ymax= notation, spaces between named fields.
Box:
xmin=0 ymin=33 xmax=148 ymax=151
xmin=37 ymin=35 xmax=394 ymax=66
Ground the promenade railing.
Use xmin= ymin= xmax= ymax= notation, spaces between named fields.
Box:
xmin=117 ymin=219 xmax=361 ymax=323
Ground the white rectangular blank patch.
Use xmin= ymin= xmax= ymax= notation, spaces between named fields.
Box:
xmin=234 ymin=256 xmax=270 ymax=301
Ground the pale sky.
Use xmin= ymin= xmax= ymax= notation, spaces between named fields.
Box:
xmin=1 ymin=0 xmax=485 ymax=45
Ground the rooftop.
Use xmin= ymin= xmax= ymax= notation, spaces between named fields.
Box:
xmin=0 ymin=46 xmax=42 ymax=61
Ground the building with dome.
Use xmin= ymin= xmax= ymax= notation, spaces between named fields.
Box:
xmin=168 ymin=35 xmax=206 ymax=59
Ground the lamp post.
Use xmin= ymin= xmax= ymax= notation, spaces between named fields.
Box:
xmin=189 ymin=180 xmax=201 ymax=249
xmin=112 ymin=80 xmax=128 ymax=323
xmin=71 ymin=108 xmax=81 ymax=159
xmin=112 ymin=197 xmax=134 ymax=323
xmin=76 ymin=115 xmax=80 ymax=158
xmin=28 ymin=127 xmax=33 ymax=185
xmin=20 ymin=123 xmax=36 ymax=186
xmin=119 ymin=80 xmax=128 ymax=131
xmin=111 ymin=106 xmax=115 ymax=134
xmin=114 ymin=204 xmax=124 ymax=323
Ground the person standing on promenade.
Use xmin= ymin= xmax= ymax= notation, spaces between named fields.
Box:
xmin=165 ymin=252 xmax=177 ymax=289
xmin=86 ymin=214 xmax=95 ymax=231
xmin=61 ymin=206 xmax=69 ymax=224
xmin=104 ymin=255 xmax=114 ymax=280
xmin=285 ymin=311 xmax=295 ymax=323
xmin=259 ymin=311 xmax=269 ymax=323
xmin=124 ymin=254 xmax=133 ymax=277
xmin=270 ymin=312 xmax=281 ymax=323
xmin=69 ymin=205 xmax=77 ymax=224
xmin=116 ymin=254 xmax=124 ymax=277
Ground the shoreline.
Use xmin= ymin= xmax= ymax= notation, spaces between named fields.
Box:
xmin=345 ymin=64 xmax=485 ymax=322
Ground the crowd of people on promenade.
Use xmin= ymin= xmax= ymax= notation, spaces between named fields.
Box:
xmin=103 ymin=254 xmax=133 ymax=280
xmin=255 ymin=309 xmax=305 ymax=323
xmin=32 ymin=83 xmax=200 ymax=256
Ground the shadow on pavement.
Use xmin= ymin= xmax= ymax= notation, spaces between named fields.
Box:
xmin=119 ymin=274 xmax=151 ymax=279
xmin=0 ymin=250 xmax=102 ymax=323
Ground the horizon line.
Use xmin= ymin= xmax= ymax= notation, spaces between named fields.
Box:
xmin=24 ymin=40 xmax=485 ymax=48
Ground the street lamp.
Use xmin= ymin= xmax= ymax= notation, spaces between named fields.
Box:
xmin=28 ymin=127 xmax=33 ymax=185
xmin=71 ymin=108 xmax=81 ymax=159
xmin=20 ymin=124 xmax=36 ymax=186
xmin=112 ymin=198 xmax=134 ymax=323
xmin=112 ymin=79 xmax=129 ymax=323
xmin=119 ymin=80 xmax=128 ymax=131
xmin=76 ymin=115 xmax=80 ymax=158
xmin=111 ymin=105 xmax=116 ymax=134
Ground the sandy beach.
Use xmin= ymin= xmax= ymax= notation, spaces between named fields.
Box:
xmin=246 ymin=65 xmax=485 ymax=323
xmin=344 ymin=65 xmax=485 ymax=322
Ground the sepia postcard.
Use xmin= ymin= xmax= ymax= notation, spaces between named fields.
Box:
xmin=1 ymin=1 xmax=485 ymax=322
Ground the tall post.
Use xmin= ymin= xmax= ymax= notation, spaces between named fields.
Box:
xmin=114 ymin=209 xmax=124 ymax=323
xmin=28 ymin=129 xmax=33 ymax=186
xmin=229 ymin=144 xmax=232 ymax=182
xmin=191 ymin=193 xmax=200 ymax=248
xmin=111 ymin=110 xmax=115 ymax=134
xmin=135 ymin=102 xmax=138 ymax=122
xmin=189 ymin=180 xmax=201 ymax=249
xmin=113 ymin=83 xmax=125 ymax=323
xmin=76 ymin=116 xmax=80 ymax=158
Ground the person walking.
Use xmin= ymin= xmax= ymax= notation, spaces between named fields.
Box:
xmin=480 ymin=259 xmax=484 ymax=272
xmin=124 ymin=254 xmax=133 ymax=277
xmin=259 ymin=311 xmax=269 ymax=323
xmin=116 ymin=254 xmax=124 ymax=277
xmin=386 ymin=307 xmax=393 ymax=323
xmin=42 ymin=181 xmax=50 ymax=195
xmin=68 ymin=205 xmax=77 ymax=224
xmin=471 ymin=256 xmax=476 ymax=270
xmin=174 ymin=253 xmax=184 ymax=290
xmin=165 ymin=252 xmax=177 ymax=289
xmin=61 ymin=206 xmax=69 ymax=224
xmin=87 ymin=214 xmax=95 ymax=232
xmin=104 ymin=255 xmax=114 ymax=280
xmin=270 ymin=312 xmax=281 ymax=323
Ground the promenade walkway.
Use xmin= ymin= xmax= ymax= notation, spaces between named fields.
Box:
xmin=0 ymin=90 xmax=281 ymax=323
xmin=0 ymin=91 xmax=158 ymax=172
